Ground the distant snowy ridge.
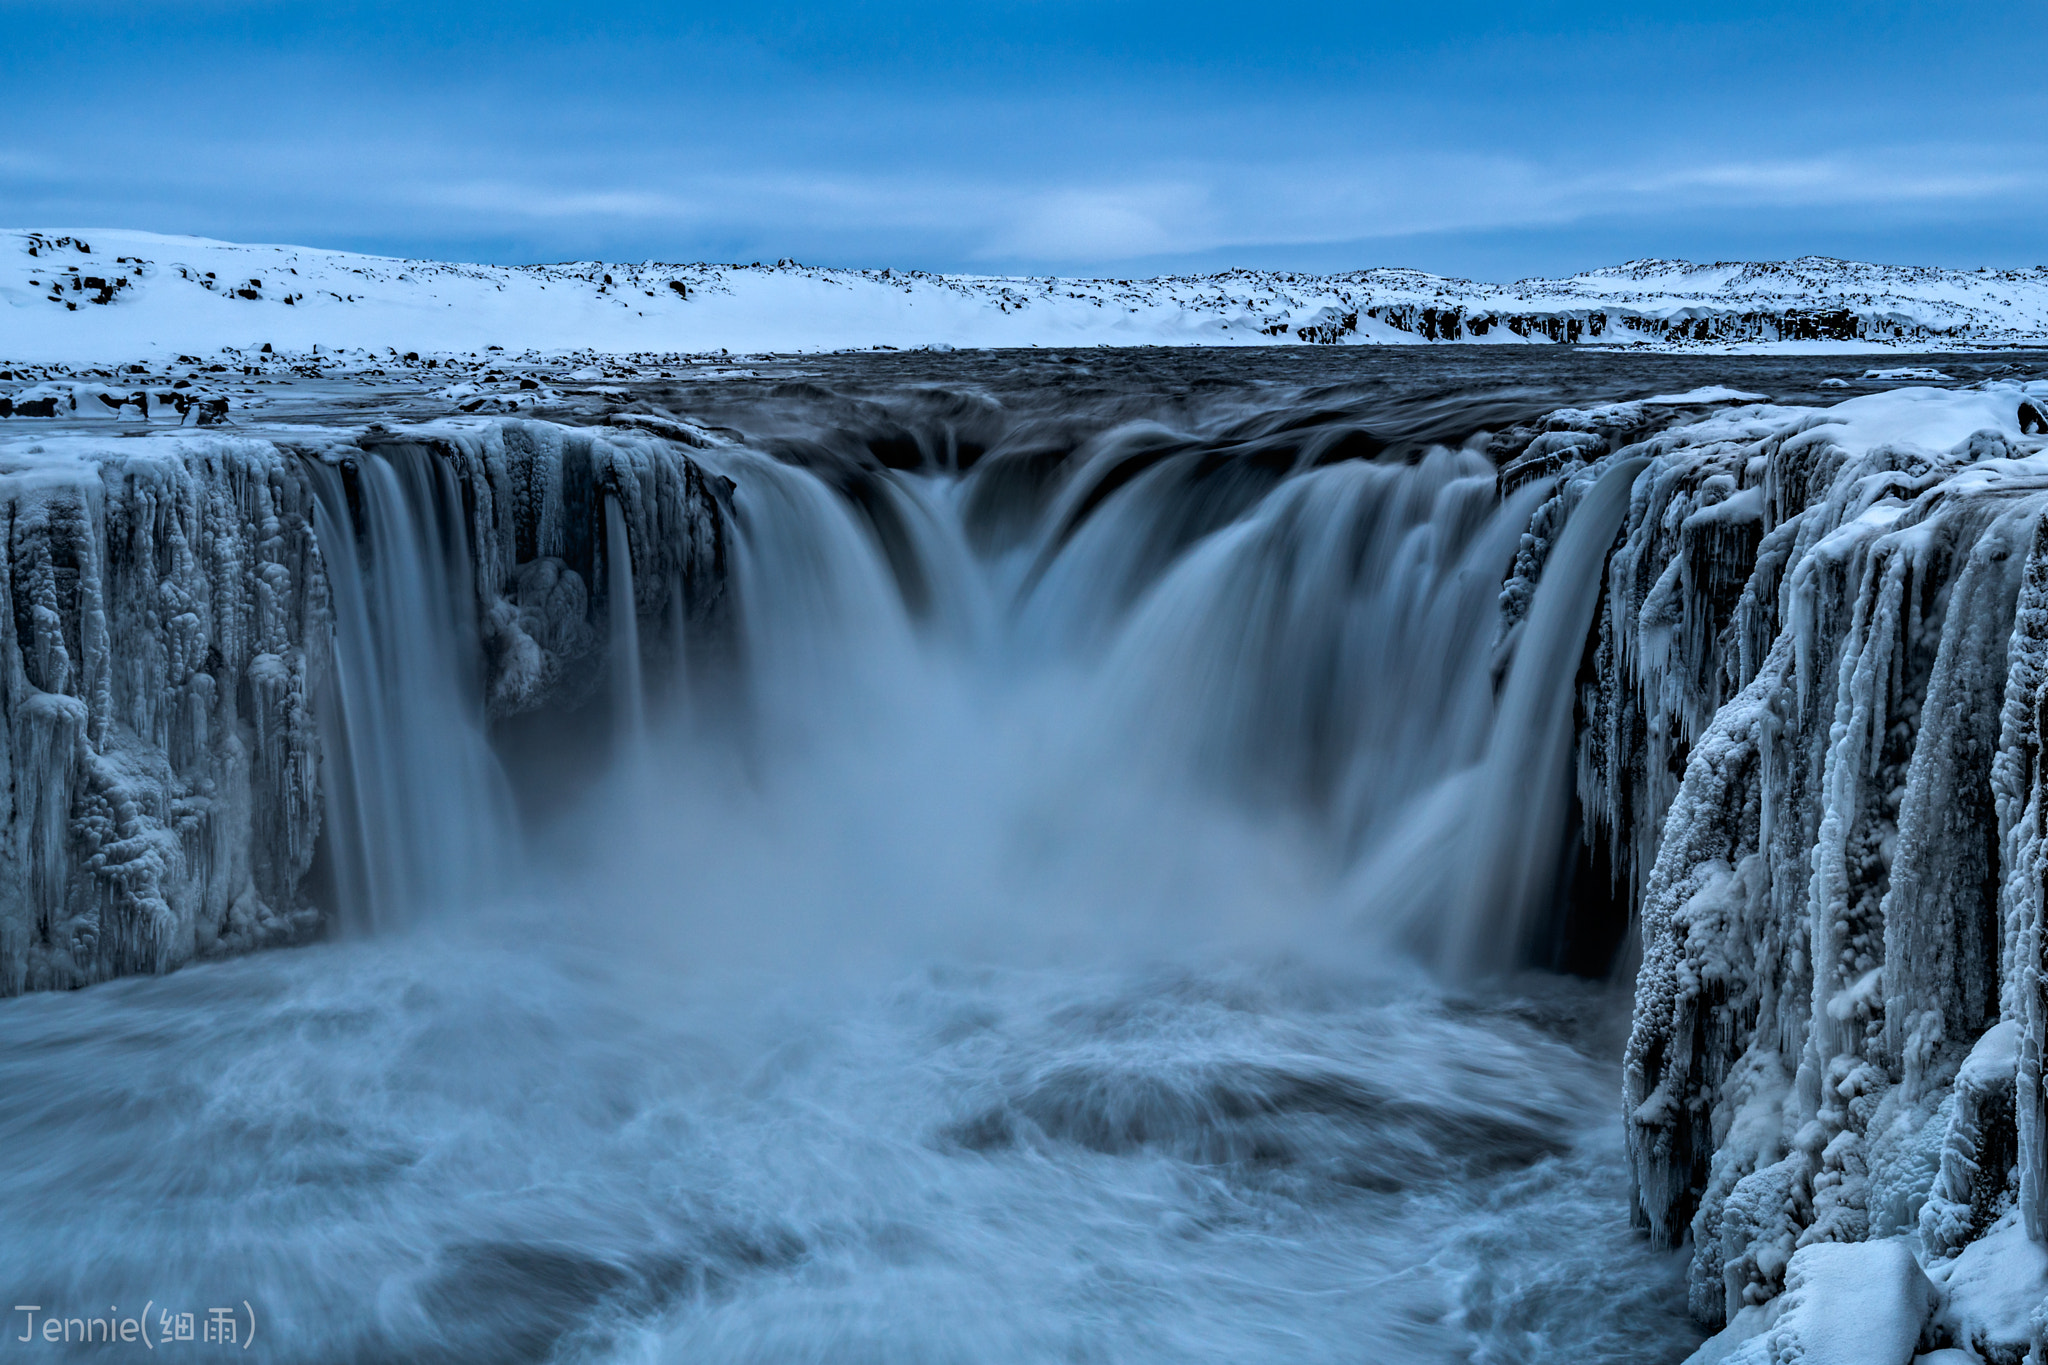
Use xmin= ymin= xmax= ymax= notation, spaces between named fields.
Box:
xmin=6 ymin=229 xmax=2048 ymax=363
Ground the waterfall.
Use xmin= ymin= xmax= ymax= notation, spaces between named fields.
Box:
xmin=18 ymin=357 xmax=2048 ymax=1361
xmin=1454 ymin=454 xmax=1648 ymax=974
xmin=0 ymin=376 xmax=1727 ymax=1364
xmin=0 ymin=387 xmax=1647 ymax=981
xmin=604 ymin=493 xmax=648 ymax=755
xmin=663 ymin=427 xmax=1635 ymax=978
xmin=309 ymin=449 xmax=519 ymax=931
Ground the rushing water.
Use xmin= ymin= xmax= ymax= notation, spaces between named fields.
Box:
xmin=14 ymin=347 xmax=1990 ymax=1362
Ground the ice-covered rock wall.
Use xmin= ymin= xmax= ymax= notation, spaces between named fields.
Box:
xmin=0 ymin=436 xmax=326 ymax=991
xmin=0 ymin=417 xmax=728 ymax=993
xmin=355 ymin=418 xmax=730 ymax=722
xmin=1561 ymin=383 xmax=2048 ymax=1355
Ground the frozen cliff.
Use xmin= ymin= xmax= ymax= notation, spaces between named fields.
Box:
xmin=1524 ymin=380 xmax=2048 ymax=1360
xmin=0 ymin=417 xmax=727 ymax=991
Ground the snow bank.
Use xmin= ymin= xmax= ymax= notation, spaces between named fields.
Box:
xmin=1704 ymin=1239 xmax=1936 ymax=1365
xmin=1932 ymin=1212 xmax=2048 ymax=1361
xmin=5 ymin=229 xmax=2047 ymax=364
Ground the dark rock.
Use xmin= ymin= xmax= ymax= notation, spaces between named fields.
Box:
xmin=1295 ymin=312 xmax=1359 ymax=345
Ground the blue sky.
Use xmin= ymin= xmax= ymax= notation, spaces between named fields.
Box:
xmin=4 ymin=1 xmax=2043 ymax=279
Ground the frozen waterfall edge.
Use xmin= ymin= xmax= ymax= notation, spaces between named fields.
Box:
xmin=0 ymin=418 xmax=730 ymax=992
xmin=1577 ymin=383 xmax=2048 ymax=1356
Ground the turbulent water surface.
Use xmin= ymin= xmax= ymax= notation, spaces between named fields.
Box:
xmin=10 ymin=349 xmax=2037 ymax=1362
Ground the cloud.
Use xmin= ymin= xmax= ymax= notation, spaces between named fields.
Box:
xmin=5 ymin=111 xmax=2046 ymax=272
xmin=418 ymin=183 xmax=701 ymax=220
xmin=1629 ymin=155 xmax=2047 ymax=207
xmin=979 ymin=185 xmax=1206 ymax=261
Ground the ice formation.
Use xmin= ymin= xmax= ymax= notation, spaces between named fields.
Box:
xmin=0 ymin=418 xmax=728 ymax=987
xmin=0 ymin=434 xmax=325 ymax=989
xmin=1693 ymin=1238 xmax=1938 ymax=1365
xmin=1559 ymin=381 xmax=2048 ymax=1360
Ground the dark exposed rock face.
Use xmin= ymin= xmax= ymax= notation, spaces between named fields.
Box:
xmin=1356 ymin=300 xmax=1959 ymax=347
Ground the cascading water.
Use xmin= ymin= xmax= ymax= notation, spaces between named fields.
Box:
xmin=0 ymin=369 xmax=1704 ymax=1364
xmin=308 ymin=450 xmax=519 ymax=929
xmin=1453 ymin=454 xmax=1650 ymax=974
xmin=604 ymin=493 xmax=648 ymax=755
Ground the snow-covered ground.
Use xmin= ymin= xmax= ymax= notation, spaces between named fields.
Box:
xmin=6 ymin=229 xmax=2048 ymax=365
